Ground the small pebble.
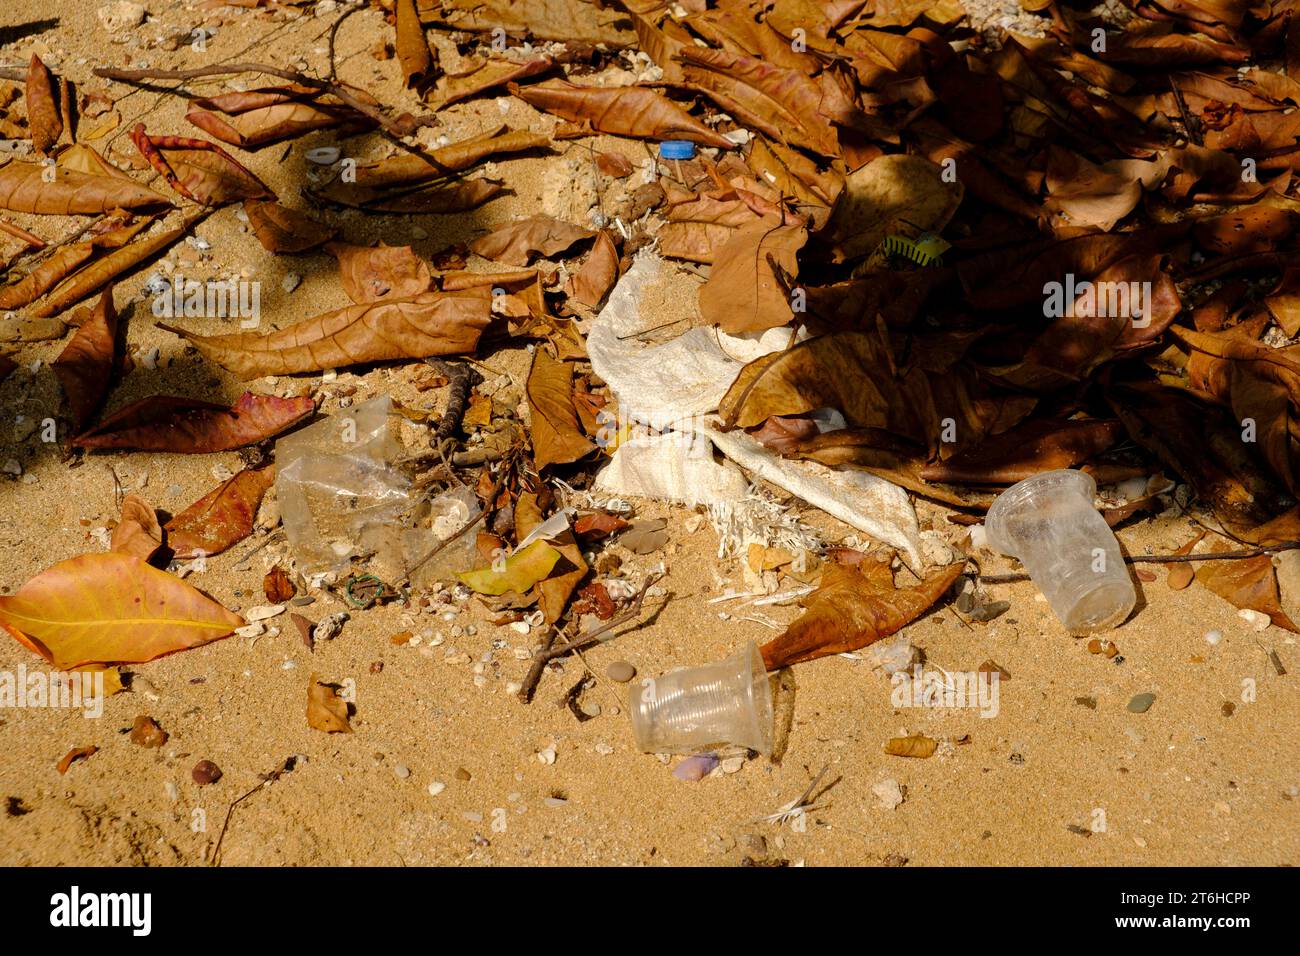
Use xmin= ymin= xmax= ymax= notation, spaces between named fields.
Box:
xmin=428 ymin=781 xmax=446 ymax=796
xmin=394 ymin=764 xmax=410 ymax=780
xmin=1205 ymin=629 xmax=1223 ymax=645
xmin=1127 ymin=692 xmax=1156 ymax=714
xmin=606 ymin=661 xmax=636 ymax=683
xmin=191 ymin=760 xmax=222 ymax=785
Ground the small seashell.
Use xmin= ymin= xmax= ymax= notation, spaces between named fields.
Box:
xmin=305 ymin=146 xmax=341 ymax=165
xmin=243 ymin=605 xmax=285 ymax=621
xmin=672 ymin=754 xmax=718 ymax=782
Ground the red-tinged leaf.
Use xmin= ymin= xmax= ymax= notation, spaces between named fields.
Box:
xmin=51 ymin=285 xmax=120 ymax=431
xmin=574 ymin=512 xmax=628 ymax=541
xmin=760 ymin=561 xmax=966 ymax=669
xmin=0 ymin=553 xmax=244 ymax=669
xmin=72 ymin=391 xmax=315 ymax=453
xmin=508 ymin=79 xmax=734 ymax=147
xmin=131 ymin=124 xmax=274 ymax=206
xmin=167 ymin=466 xmax=275 ymax=559
xmin=25 ymin=54 xmax=62 ymax=156
xmin=327 ymin=241 xmax=434 ymax=302
xmin=243 ymin=199 xmax=337 ymax=253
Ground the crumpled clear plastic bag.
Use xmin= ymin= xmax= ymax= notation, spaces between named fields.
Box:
xmin=275 ymin=395 xmax=412 ymax=578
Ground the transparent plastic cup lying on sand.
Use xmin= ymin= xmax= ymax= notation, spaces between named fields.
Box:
xmin=985 ymin=469 xmax=1135 ymax=633
xmin=629 ymin=641 xmax=774 ymax=755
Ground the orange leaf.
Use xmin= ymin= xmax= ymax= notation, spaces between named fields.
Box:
xmin=0 ymin=554 xmax=244 ymax=669
xmin=760 ymin=561 xmax=965 ymax=669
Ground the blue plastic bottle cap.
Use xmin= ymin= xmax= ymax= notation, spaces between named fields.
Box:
xmin=659 ymin=140 xmax=696 ymax=160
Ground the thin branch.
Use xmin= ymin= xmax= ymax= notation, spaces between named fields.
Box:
xmin=92 ymin=62 xmax=409 ymax=137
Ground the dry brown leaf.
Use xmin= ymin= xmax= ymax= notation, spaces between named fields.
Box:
xmin=307 ymin=673 xmax=352 ymax=733
xmin=350 ymin=127 xmax=547 ymax=190
xmin=263 ymin=565 xmax=296 ymax=603
xmin=29 ymin=218 xmax=191 ymax=318
xmin=760 ymin=560 xmax=965 ymax=669
xmin=435 ymin=55 xmax=553 ymax=108
xmin=396 ymin=0 xmax=437 ymax=90
xmin=420 ymin=0 xmax=635 ymax=46
xmin=565 ymin=229 xmax=620 ymax=308
xmin=163 ymin=286 xmax=491 ymax=378
xmin=243 ymin=199 xmax=337 ymax=253
xmin=131 ymin=125 xmax=274 ymax=206
xmin=509 ymin=79 xmax=733 ymax=147
xmin=825 ymin=153 xmax=963 ymax=261
xmin=1195 ymin=543 xmax=1300 ymax=632
xmin=0 ymin=161 xmax=169 ymax=215
xmin=0 ymin=217 xmax=150 ymax=311
xmin=110 ymin=494 xmax=164 ymax=563
xmin=699 ymin=215 xmax=807 ymax=333
xmin=469 ymin=215 xmax=594 ymax=266
xmin=327 ymin=241 xmax=434 ymax=302
xmin=25 ymin=54 xmax=62 ymax=156
xmin=73 ymin=392 xmax=314 ymax=453
xmin=51 ymin=285 xmax=120 ymax=431
xmin=527 ymin=348 xmax=597 ymax=469
xmin=167 ymin=466 xmax=276 ymax=560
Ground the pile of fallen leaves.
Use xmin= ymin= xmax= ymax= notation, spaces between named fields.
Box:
xmin=5 ymin=0 xmax=1300 ymax=711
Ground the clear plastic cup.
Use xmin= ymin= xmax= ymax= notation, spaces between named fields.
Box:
xmin=985 ymin=469 xmax=1135 ymax=633
xmin=629 ymin=641 xmax=774 ymax=755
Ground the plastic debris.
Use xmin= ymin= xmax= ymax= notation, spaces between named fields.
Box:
xmin=658 ymin=140 xmax=696 ymax=160
xmin=588 ymin=254 xmax=923 ymax=567
xmin=275 ymin=395 xmax=412 ymax=578
xmin=629 ymin=641 xmax=773 ymax=755
xmin=986 ymin=470 xmax=1135 ymax=632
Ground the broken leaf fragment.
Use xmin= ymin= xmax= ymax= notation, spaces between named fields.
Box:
xmin=307 ymin=673 xmax=352 ymax=733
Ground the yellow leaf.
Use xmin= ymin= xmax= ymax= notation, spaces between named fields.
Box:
xmin=457 ymin=540 xmax=562 ymax=596
xmin=0 ymin=553 xmax=244 ymax=669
